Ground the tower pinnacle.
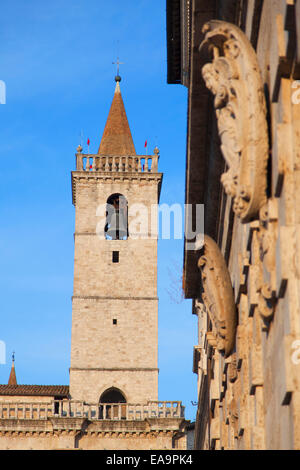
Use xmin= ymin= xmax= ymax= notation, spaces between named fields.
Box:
xmin=98 ymin=78 xmax=136 ymax=156
xmin=8 ymin=352 xmax=17 ymax=386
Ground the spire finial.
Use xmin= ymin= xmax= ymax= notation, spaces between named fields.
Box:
xmin=12 ymin=351 xmax=15 ymax=363
xmin=112 ymin=56 xmax=124 ymax=83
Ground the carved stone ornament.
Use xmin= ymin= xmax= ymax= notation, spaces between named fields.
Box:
xmin=255 ymin=202 xmax=277 ymax=324
xmin=228 ymin=352 xmax=238 ymax=383
xmin=199 ymin=21 xmax=269 ymax=223
xmin=197 ymin=235 xmax=237 ymax=357
xmin=228 ymin=397 xmax=239 ymax=438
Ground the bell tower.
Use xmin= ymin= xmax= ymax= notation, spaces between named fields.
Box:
xmin=69 ymin=76 xmax=163 ymax=405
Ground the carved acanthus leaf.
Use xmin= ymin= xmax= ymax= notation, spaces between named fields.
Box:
xmin=199 ymin=21 xmax=269 ymax=223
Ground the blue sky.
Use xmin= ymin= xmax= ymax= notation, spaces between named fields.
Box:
xmin=0 ymin=0 xmax=198 ymax=420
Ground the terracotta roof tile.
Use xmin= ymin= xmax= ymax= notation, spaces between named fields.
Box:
xmin=98 ymin=81 xmax=136 ymax=156
xmin=8 ymin=362 xmax=17 ymax=386
xmin=0 ymin=385 xmax=69 ymax=397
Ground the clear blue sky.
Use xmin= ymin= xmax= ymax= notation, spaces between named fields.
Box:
xmin=0 ymin=0 xmax=198 ymax=420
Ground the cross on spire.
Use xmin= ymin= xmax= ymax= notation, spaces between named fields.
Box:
xmin=112 ymin=56 xmax=124 ymax=79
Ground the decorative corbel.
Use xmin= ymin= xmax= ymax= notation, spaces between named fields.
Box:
xmin=228 ymin=397 xmax=239 ymax=438
xmin=199 ymin=21 xmax=269 ymax=223
xmin=197 ymin=235 xmax=237 ymax=357
xmin=228 ymin=353 xmax=238 ymax=383
xmin=255 ymin=201 xmax=278 ymax=324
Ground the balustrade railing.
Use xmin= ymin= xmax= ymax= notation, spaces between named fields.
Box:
xmin=0 ymin=401 xmax=184 ymax=421
xmin=75 ymin=154 xmax=159 ymax=173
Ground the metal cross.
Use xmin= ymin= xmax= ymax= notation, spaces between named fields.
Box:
xmin=12 ymin=351 xmax=15 ymax=362
xmin=112 ymin=56 xmax=124 ymax=76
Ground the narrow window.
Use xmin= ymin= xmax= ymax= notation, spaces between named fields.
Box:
xmin=113 ymin=319 xmax=117 ymax=325
xmin=112 ymin=251 xmax=119 ymax=263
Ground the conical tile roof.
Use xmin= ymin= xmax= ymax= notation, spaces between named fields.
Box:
xmin=8 ymin=360 xmax=17 ymax=386
xmin=98 ymin=79 xmax=136 ymax=156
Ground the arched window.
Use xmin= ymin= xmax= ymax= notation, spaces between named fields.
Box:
xmin=104 ymin=193 xmax=128 ymax=240
xmin=99 ymin=387 xmax=127 ymax=420
xmin=99 ymin=387 xmax=126 ymax=403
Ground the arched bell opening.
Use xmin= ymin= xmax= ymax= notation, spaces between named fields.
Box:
xmin=104 ymin=193 xmax=128 ymax=240
xmin=98 ymin=387 xmax=127 ymax=420
xmin=99 ymin=387 xmax=127 ymax=404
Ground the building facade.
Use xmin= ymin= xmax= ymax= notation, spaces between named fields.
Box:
xmin=167 ymin=0 xmax=300 ymax=449
xmin=0 ymin=77 xmax=188 ymax=450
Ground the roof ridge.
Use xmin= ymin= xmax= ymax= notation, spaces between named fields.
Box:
xmin=0 ymin=384 xmax=69 ymax=388
xmin=0 ymin=384 xmax=69 ymax=397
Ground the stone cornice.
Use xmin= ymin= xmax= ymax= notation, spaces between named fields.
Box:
xmin=72 ymin=170 xmax=163 ymax=181
xmin=0 ymin=421 xmax=185 ymax=436
xmin=73 ymin=232 xmax=158 ymax=239
xmin=69 ymin=367 xmax=159 ymax=372
xmin=71 ymin=171 xmax=163 ymax=206
xmin=72 ymin=295 xmax=158 ymax=301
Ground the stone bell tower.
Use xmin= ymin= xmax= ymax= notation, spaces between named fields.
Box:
xmin=69 ymin=76 xmax=163 ymax=405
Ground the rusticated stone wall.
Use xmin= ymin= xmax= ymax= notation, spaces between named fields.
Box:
xmin=187 ymin=0 xmax=300 ymax=450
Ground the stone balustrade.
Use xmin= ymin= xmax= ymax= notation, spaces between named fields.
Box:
xmin=75 ymin=153 xmax=159 ymax=173
xmin=0 ymin=401 xmax=184 ymax=421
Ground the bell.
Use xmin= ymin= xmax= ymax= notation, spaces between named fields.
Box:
xmin=106 ymin=209 xmax=128 ymax=239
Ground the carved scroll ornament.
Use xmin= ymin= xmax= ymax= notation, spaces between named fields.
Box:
xmin=199 ymin=21 xmax=269 ymax=223
xmin=198 ymin=235 xmax=237 ymax=357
